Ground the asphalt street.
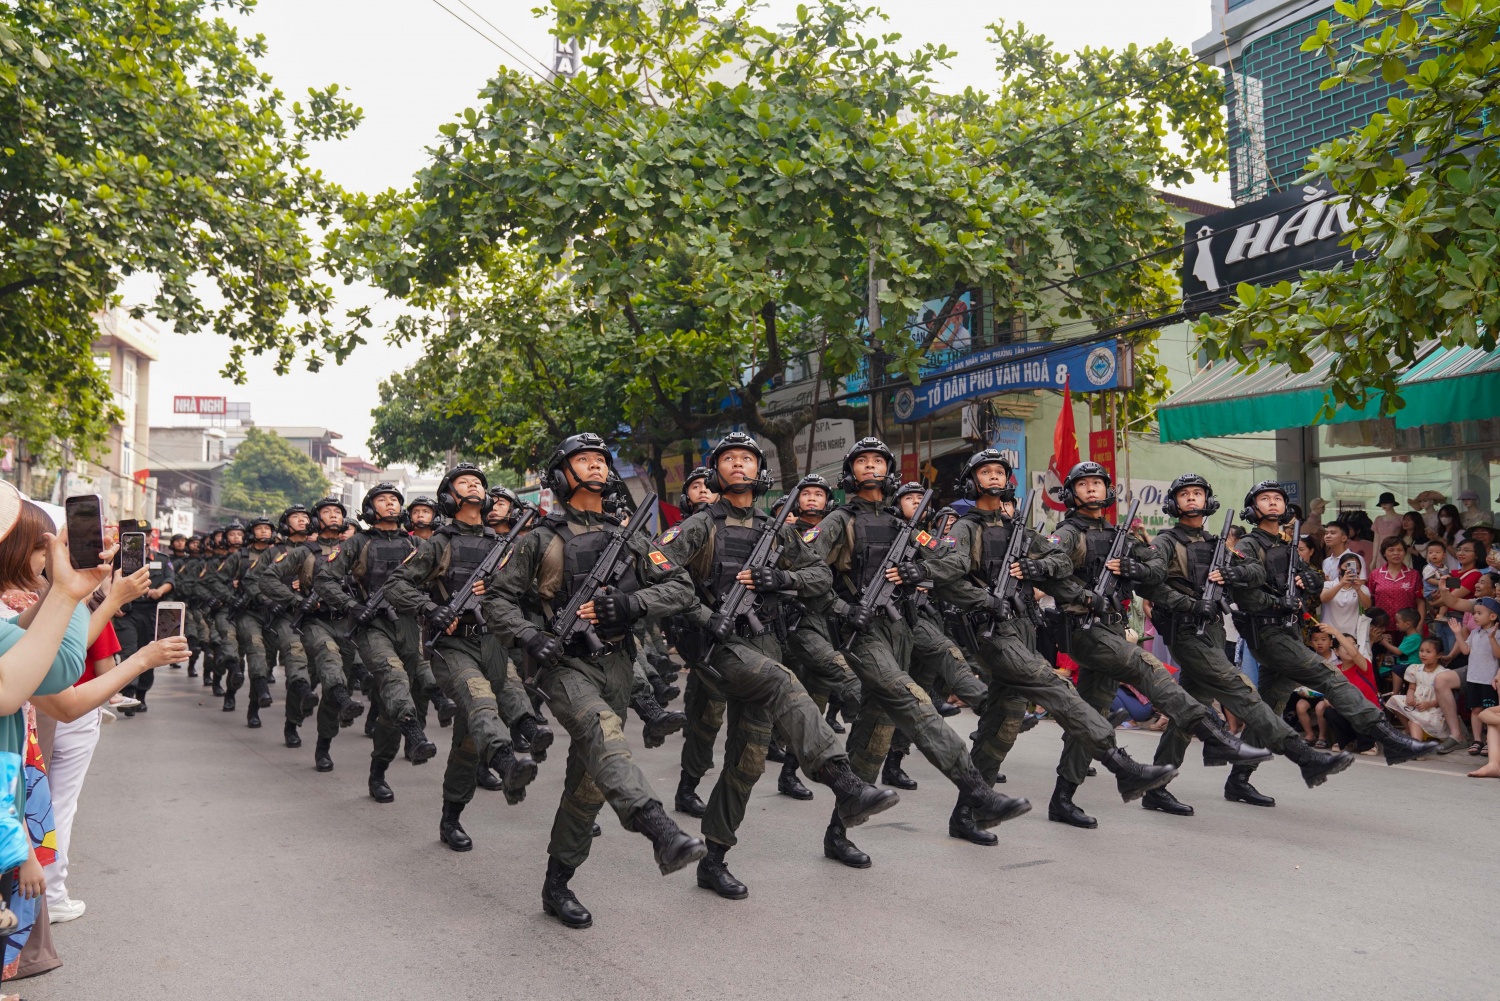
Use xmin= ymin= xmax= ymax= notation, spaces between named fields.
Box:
xmin=28 ymin=668 xmax=1499 ymax=1001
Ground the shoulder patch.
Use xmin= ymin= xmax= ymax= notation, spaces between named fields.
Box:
xmin=402 ymin=549 xmax=418 ymax=564
xmin=326 ymin=546 xmax=340 ymax=561
xmin=1047 ymin=534 xmax=1061 ymax=545
xmin=659 ymin=526 xmax=681 ymax=544
xmin=915 ymin=530 xmax=937 ymax=550
xmin=273 ymin=552 xmax=286 ymax=563
xmin=800 ymin=525 xmax=821 ymax=544
xmin=940 ymin=535 xmax=956 ymax=548
xmin=497 ymin=550 xmax=512 ymax=571
xmin=648 ymin=550 xmax=673 ymax=570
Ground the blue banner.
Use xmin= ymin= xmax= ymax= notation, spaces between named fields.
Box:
xmin=892 ymin=339 xmax=1120 ymax=424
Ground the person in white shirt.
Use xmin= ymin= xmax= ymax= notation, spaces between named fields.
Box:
xmin=1320 ymin=550 xmax=1369 ymax=636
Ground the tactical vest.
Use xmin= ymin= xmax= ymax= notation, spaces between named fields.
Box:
xmin=437 ymin=526 xmax=497 ymax=604
xmin=1163 ymin=525 xmax=1217 ymax=596
xmin=1258 ymin=534 xmax=1295 ymax=596
xmin=361 ymin=532 xmax=414 ymax=596
xmin=977 ymin=518 xmax=1015 ymax=586
xmin=706 ymin=510 xmax=763 ymax=602
xmin=848 ymin=508 xmax=901 ymax=593
xmin=541 ymin=515 xmax=641 ymax=610
xmin=1069 ymin=516 xmax=1133 ymax=603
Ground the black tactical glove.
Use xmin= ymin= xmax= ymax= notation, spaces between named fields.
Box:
xmin=1084 ymin=591 xmax=1113 ymax=616
xmin=425 ymin=603 xmax=457 ymax=635
xmin=846 ymin=603 xmax=876 ymax=634
xmin=522 ymin=628 xmax=563 ymax=667
xmin=748 ymin=566 xmax=796 ymax=592
xmin=593 ymin=590 xmax=644 ymax=628
xmin=1014 ymin=558 xmax=1048 ymax=580
xmin=985 ymin=592 xmax=1015 ymax=617
xmin=352 ymin=603 xmax=380 ymax=628
xmin=1193 ymin=598 xmax=1220 ymax=619
xmin=1296 ymin=568 xmax=1322 ymax=593
xmin=893 ymin=561 xmax=925 ymax=586
xmin=1217 ymin=563 xmax=1250 ymax=586
xmin=1115 ymin=557 xmax=1150 ymax=580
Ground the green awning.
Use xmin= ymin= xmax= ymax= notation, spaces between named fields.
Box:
xmin=1157 ymin=342 xmax=1500 ymax=442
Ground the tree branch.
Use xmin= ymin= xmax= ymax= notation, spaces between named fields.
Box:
xmin=0 ymin=276 xmax=46 ymax=299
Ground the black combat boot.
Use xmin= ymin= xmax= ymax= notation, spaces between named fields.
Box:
xmin=329 ymin=684 xmax=364 ymax=728
xmin=221 ymin=690 xmax=236 ymax=713
xmin=1047 ymin=778 xmax=1097 ymax=829
xmin=1373 ymin=720 xmax=1439 ymax=765
xmin=398 ymin=714 xmax=437 ymax=764
xmin=283 ymin=720 xmax=301 ymax=748
xmin=674 ymin=771 xmax=706 ymax=818
xmin=814 ymin=759 xmax=900 ymax=828
xmin=825 ymin=701 xmax=845 ymax=734
xmin=881 ymin=748 xmax=918 ymax=790
xmin=186 ymin=647 xmax=198 ymax=678
xmin=948 ymin=800 xmax=999 ymax=846
xmin=631 ymin=802 xmax=707 ymax=875
xmin=256 ymin=676 xmax=272 ymax=708
xmin=363 ymin=702 xmax=378 ymax=738
xmin=246 ymin=696 xmax=261 ymax=729
xmin=765 ymin=736 xmax=786 ymax=764
xmin=631 ymin=692 xmax=687 ymax=748
xmin=696 ymin=842 xmax=749 ymax=899
xmin=314 ymin=736 xmax=334 ymax=772
xmin=489 ymin=744 xmax=539 ymax=805
xmin=1097 ymin=745 xmax=1179 ymax=802
xmin=823 ymin=809 xmax=871 ymax=868
xmin=1190 ymin=714 xmax=1273 ymax=766
xmin=211 ymin=673 xmax=225 ymax=696
xmin=1224 ymin=762 xmax=1275 ymax=807
xmin=957 ymin=767 xmax=1031 ymax=829
xmin=649 ymin=673 xmax=680 ymax=705
xmin=368 ymin=758 xmax=394 ymax=803
xmin=513 ymin=715 xmax=555 ymax=761
xmin=777 ymin=753 xmax=813 ymax=800
xmin=1142 ymin=787 xmax=1195 ymax=816
xmin=1281 ymin=735 xmax=1355 ymax=788
xmin=542 ymin=856 xmax=592 ymax=929
xmin=427 ymin=686 xmax=457 ymax=728
xmin=439 ymin=801 xmax=472 ymax=852
xmin=591 ymin=823 xmax=602 ymax=837
xmin=476 ymin=764 xmax=504 ymax=791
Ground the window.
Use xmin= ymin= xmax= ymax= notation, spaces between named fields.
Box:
xmin=121 ymin=354 xmax=137 ymax=400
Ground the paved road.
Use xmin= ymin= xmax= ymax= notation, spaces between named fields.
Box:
xmin=27 ymin=668 xmax=1498 ymax=1001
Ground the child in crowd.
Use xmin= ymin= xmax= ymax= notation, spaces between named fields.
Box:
xmin=1385 ymin=638 xmax=1450 ymax=741
xmin=1448 ymin=596 xmax=1500 ymax=757
xmin=1422 ymin=540 xmax=1452 ymax=649
xmin=1371 ymin=608 xmax=1422 ymax=696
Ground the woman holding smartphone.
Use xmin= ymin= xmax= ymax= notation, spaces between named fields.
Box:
xmin=1319 ymin=552 xmax=1370 ymax=637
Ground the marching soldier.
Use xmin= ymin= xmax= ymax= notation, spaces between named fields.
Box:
xmin=254 ymin=505 xmax=322 ymax=748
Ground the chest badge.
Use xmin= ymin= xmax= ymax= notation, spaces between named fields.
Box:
xmin=800 ymin=525 xmax=820 ymax=544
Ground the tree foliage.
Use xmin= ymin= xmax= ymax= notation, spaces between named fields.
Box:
xmin=1197 ymin=0 xmax=1500 ymax=415
xmin=0 ymin=0 xmax=363 ymax=460
xmin=221 ymin=427 xmax=329 ymax=514
xmin=343 ymin=1 xmax=1224 ymax=479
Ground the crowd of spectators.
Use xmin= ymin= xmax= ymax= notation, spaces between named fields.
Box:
xmin=0 ymin=484 xmax=187 ymax=995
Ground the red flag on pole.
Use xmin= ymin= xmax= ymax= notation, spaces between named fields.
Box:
xmin=1042 ymin=377 xmax=1080 ymax=512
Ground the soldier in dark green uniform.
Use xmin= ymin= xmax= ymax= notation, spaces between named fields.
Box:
xmin=404 ymin=495 xmax=458 ymax=730
xmin=885 ymin=482 xmax=990 ymax=792
xmin=385 ymin=463 xmax=545 ymax=852
xmin=1041 ymin=461 xmax=1271 ymax=828
xmin=483 ymin=433 xmax=708 ymax=929
xmin=1137 ymin=474 xmax=1356 ymax=815
xmin=805 ymin=438 xmax=1026 ymax=867
xmin=253 ymin=505 xmax=320 ymax=747
xmin=167 ymin=534 xmax=203 ymax=678
xmin=775 ymin=473 xmax=863 ymax=802
xmin=228 ymin=518 xmax=276 ymax=723
xmin=670 ymin=466 xmax=729 ymax=819
xmin=315 ymin=482 xmax=438 ymax=804
xmin=1229 ymin=481 xmax=1436 ymax=782
xmin=203 ymin=526 xmax=241 ymax=700
xmin=922 ymin=449 xmax=1178 ymax=843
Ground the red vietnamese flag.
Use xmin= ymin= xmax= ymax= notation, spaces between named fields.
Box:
xmin=1042 ymin=377 xmax=1080 ymax=512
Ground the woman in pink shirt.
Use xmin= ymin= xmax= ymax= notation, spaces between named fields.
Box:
xmin=1368 ymin=537 xmax=1425 ymax=624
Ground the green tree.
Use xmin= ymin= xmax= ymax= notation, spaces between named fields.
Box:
xmin=0 ymin=0 xmax=364 ymax=461
xmin=1197 ymin=0 xmax=1500 ymax=415
xmin=341 ymin=1 xmax=1223 ymax=479
xmin=221 ymin=428 xmax=329 ymax=514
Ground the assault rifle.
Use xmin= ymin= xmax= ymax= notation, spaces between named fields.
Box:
xmin=842 ymin=488 xmax=934 ymax=648
xmin=423 ymin=506 xmax=538 ymax=651
xmin=548 ymin=493 xmax=657 ymax=656
xmin=1081 ymin=497 xmax=1142 ymax=630
xmin=288 ymin=588 xmax=320 ymax=630
xmin=983 ymin=489 xmax=1036 ymax=635
xmin=707 ymin=486 xmax=800 ymax=643
xmin=1281 ymin=517 xmax=1304 ymax=614
xmin=1194 ymin=509 xmax=1236 ymax=636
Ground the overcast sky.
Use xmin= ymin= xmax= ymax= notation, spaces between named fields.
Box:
xmin=145 ymin=0 xmax=1227 ymax=458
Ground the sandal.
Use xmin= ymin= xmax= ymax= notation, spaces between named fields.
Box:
xmin=1314 ymin=739 xmax=1328 ymax=749
xmin=1471 ymin=741 xmax=1485 ymax=756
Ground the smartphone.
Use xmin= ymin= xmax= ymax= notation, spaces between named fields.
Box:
xmin=120 ymin=531 xmax=147 ymax=576
xmin=155 ymin=601 xmax=186 ymax=641
xmin=64 ymin=494 xmax=105 ymax=570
